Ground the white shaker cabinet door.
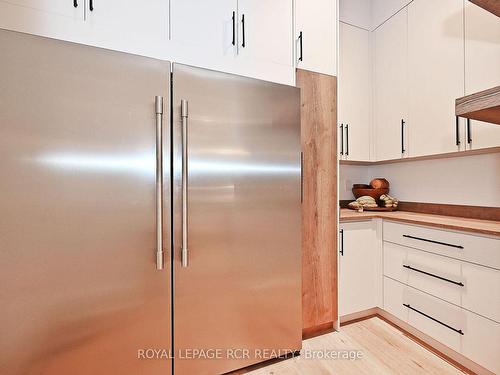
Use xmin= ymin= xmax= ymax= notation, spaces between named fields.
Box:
xmin=339 ymin=22 xmax=372 ymax=162
xmin=84 ymin=0 xmax=169 ymax=58
xmin=464 ymin=1 xmax=500 ymax=150
xmin=373 ymin=8 xmax=408 ymax=161
xmin=339 ymin=221 xmax=381 ymax=317
xmin=295 ymin=0 xmax=337 ymax=76
xmin=408 ymin=0 xmax=465 ymax=157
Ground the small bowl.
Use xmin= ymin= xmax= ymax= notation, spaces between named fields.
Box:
xmin=352 ymin=187 xmax=389 ymax=200
xmin=352 ymin=184 xmax=371 ymax=189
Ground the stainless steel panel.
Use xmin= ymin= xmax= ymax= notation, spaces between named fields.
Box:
xmin=0 ymin=30 xmax=171 ymax=375
xmin=172 ymin=64 xmax=302 ymax=375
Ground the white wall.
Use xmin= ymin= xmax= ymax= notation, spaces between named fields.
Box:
xmin=340 ymin=153 xmax=500 ymax=207
xmin=339 ymin=0 xmax=372 ymax=30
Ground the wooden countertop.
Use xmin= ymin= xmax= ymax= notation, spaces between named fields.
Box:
xmin=340 ymin=209 xmax=500 ymax=237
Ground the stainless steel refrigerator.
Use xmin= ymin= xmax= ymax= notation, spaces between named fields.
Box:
xmin=0 ymin=29 xmax=301 ymax=375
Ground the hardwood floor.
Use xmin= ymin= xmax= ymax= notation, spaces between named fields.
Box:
xmin=246 ymin=317 xmax=466 ymax=375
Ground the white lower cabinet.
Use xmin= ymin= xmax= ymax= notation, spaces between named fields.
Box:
xmin=342 ymin=217 xmax=500 ymax=373
xmin=384 ymin=276 xmax=500 ymax=374
xmin=339 ymin=221 xmax=382 ymax=316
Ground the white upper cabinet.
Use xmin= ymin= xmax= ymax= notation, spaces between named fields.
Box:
xmin=170 ymin=0 xmax=294 ymax=85
xmin=170 ymin=0 xmax=237 ymax=70
xmin=339 ymin=22 xmax=372 ymax=161
xmin=295 ymin=0 xmax=338 ymax=76
xmin=408 ymin=0 xmax=465 ymax=157
xmin=0 ymin=0 xmax=84 ymax=39
xmin=237 ymin=0 xmax=292 ymax=67
xmin=464 ymin=1 xmax=500 ymax=150
xmin=373 ymin=8 xmax=408 ymax=161
xmin=235 ymin=0 xmax=294 ymax=83
xmin=84 ymin=0 xmax=169 ymax=57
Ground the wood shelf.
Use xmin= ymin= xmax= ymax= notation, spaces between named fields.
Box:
xmin=456 ymin=85 xmax=500 ymax=125
xmin=470 ymin=0 xmax=500 ymax=17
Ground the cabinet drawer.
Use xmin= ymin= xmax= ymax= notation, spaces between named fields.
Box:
xmin=384 ymin=242 xmax=462 ymax=307
xmin=383 ymin=221 xmax=500 ymax=269
xmin=383 ymin=277 xmax=500 ymax=374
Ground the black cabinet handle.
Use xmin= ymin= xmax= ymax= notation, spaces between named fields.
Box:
xmin=231 ymin=11 xmax=235 ymax=46
xmin=403 ymin=234 xmax=463 ymax=249
xmin=403 ymin=265 xmax=464 ymax=286
xmin=455 ymin=116 xmax=460 ymax=146
xmin=340 ymin=229 xmax=344 ymax=256
xmin=403 ymin=304 xmax=464 ymax=335
xmin=73 ymin=0 xmax=78 ymax=7
xmin=298 ymin=31 xmax=303 ymax=62
xmin=340 ymin=124 xmax=344 ymax=156
xmin=467 ymin=118 xmax=472 ymax=144
xmin=89 ymin=0 xmax=93 ymax=11
xmin=241 ymin=14 xmax=245 ymax=48
xmin=401 ymin=119 xmax=406 ymax=154
xmin=345 ymin=124 xmax=349 ymax=156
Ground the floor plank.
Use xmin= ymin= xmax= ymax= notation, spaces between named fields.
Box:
xmin=246 ymin=317 xmax=465 ymax=375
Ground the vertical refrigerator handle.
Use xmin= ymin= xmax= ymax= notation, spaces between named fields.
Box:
xmin=181 ymin=100 xmax=189 ymax=268
xmin=155 ymin=96 xmax=164 ymax=270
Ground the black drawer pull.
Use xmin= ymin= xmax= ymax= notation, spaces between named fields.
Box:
xmin=403 ymin=303 xmax=464 ymax=335
xmin=89 ymin=0 xmax=93 ymax=11
xmin=241 ymin=14 xmax=245 ymax=48
xmin=340 ymin=229 xmax=344 ymax=256
xmin=455 ymin=116 xmax=460 ymax=146
xmin=402 ymin=235 xmax=464 ymax=249
xmin=232 ymin=11 xmax=236 ymax=46
xmin=340 ymin=124 xmax=344 ymax=156
xmin=403 ymin=265 xmax=464 ymax=286
xmin=401 ymin=119 xmax=406 ymax=154
xmin=467 ymin=118 xmax=472 ymax=144
xmin=73 ymin=0 xmax=78 ymax=7
xmin=345 ymin=124 xmax=349 ymax=156
xmin=298 ymin=31 xmax=303 ymax=62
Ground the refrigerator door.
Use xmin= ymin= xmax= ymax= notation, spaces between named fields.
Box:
xmin=0 ymin=30 xmax=171 ymax=375
xmin=172 ymin=64 xmax=302 ymax=375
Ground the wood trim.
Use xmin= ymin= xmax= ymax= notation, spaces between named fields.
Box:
xmin=340 ymin=201 xmax=500 ymax=221
xmin=397 ymin=202 xmax=500 ymax=221
xmin=456 ymin=85 xmax=500 ymax=125
xmin=469 ymin=0 xmax=500 ymax=17
xmin=339 ymin=307 xmax=379 ymax=326
xmin=296 ymin=69 xmax=338 ymax=334
xmin=302 ymin=321 xmax=335 ymax=340
xmin=339 ymin=146 xmax=500 ymax=166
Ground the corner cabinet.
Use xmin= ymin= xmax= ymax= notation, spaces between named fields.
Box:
xmin=464 ymin=1 xmax=500 ymax=150
xmin=339 ymin=221 xmax=382 ymax=317
xmin=295 ymin=0 xmax=338 ymax=76
xmin=338 ymin=22 xmax=372 ymax=162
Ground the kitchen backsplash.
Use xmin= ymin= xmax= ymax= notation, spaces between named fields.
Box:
xmin=340 ymin=152 xmax=500 ymax=207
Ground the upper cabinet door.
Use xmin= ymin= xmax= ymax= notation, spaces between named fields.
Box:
xmin=235 ymin=0 xmax=294 ymax=84
xmin=170 ymin=0 xmax=237 ymax=70
xmin=0 ymin=0 xmax=84 ymax=39
xmin=295 ymin=0 xmax=337 ymax=76
xmin=373 ymin=9 xmax=408 ymax=161
xmin=339 ymin=22 xmax=371 ymax=161
xmin=237 ymin=0 xmax=292 ymax=67
xmin=408 ymin=0 xmax=465 ymax=157
xmin=84 ymin=0 xmax=169 ymax=57
xmin=464 ymin=1 xmax=500 ymax=150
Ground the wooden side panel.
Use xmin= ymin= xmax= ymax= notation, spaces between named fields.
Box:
xmin=296 ymin=69 xmax=338 ymax=334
